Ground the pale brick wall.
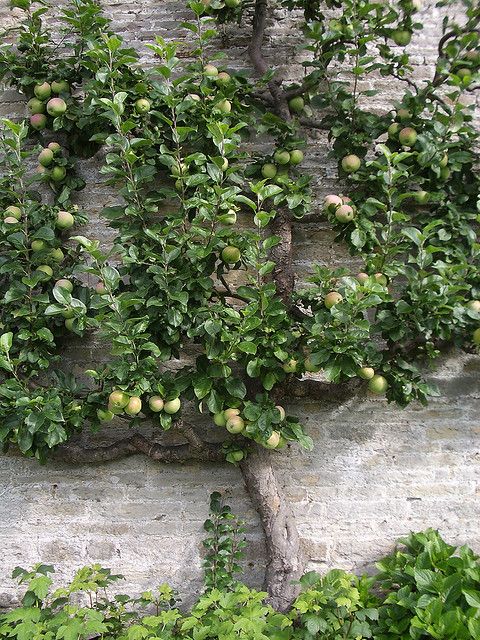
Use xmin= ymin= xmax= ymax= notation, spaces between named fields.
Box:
xmin=0 ymin=0 xmax=479 ymax=609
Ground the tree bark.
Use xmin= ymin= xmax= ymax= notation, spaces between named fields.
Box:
xmin=240 ymin=445 xmax=305 ymax=611
xmin=53 ymin=432 xmax=223 ymax=465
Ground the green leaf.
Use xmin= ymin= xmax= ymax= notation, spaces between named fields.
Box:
xmin=0 ymin=332 xmax=13 ymax=353
xmin=225 ymin=377 xmax=246 ymax=399
xmin=238 ymin=341 xmax=257 ymax=355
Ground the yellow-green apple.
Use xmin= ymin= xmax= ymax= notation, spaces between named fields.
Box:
xmin=368 ymin=374 xmax=388 ymax=394
xmin=324 ymin=291 xmax=343 ymax=308
xmin=341 ymin=154 xmax=361 ymax=173
xmin=164 ymin=397 xmax=181 ymax=414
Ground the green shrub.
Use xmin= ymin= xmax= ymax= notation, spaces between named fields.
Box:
xmin=1 ymin=529 xmax=480 ymax=639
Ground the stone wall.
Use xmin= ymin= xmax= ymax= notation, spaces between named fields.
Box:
xmin=0 ymin=0 xmax=479 ymax=610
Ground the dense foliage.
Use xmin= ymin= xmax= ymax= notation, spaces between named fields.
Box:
xmin=0 ymin=0 xmax=478 ymax=461
xmin=2 ymin=526 xmax=480 ymax=639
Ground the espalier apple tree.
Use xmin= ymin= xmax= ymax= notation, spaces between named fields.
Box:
xmin=0 ymin=0 xmax=479 ymax=609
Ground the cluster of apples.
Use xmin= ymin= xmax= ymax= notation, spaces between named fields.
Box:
xmin=37 ymin=142 xmax=67 ymax=182
xmin=51 ymin=278 xmax=79 ymax=330
xmin=324 ymin=193 xmax=356 ymax=223
xmin=213 ymin=406 xmax=286 ymax=449
xmin=98 ymin=391 xmax=182 ymax=421
xmin=389 ymin=108 xmax=451 ymax=180
xmin=452 ymin=50 xmax=480 ymax=81
xmin=261 ymin=148 xmax=305 ymax=183
xmin=28 ymin=81 xmax=69 ymax=131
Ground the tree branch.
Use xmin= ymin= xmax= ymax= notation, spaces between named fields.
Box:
xmin=270 ymin=210 xmax=294 ymax=306
xmin=53 ymin=432 xmax=223 ymax=465
xmin=240 ymin=445 xmax=306 ymax=611
xmin=248 ymin=0 xmax=290 ymax=118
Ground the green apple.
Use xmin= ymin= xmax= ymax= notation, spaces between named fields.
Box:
xmin=64 ymin=318 xmax=75 ymax=331
xmin=37 ymin=264 xmax=53 ymax=277
xmin=341 ymin=154 xmax=361 ymax=173
xmin=399 ymin=127 xmax=417 ymax=146
xmin=265 ymin=431 xmax=281 ymax=448
xmin=216 ymin=72 xmax=231 ymax=85
xmin=368 ymin=374 xmax=388 ymax=394
xmin=224 ymin=408 xmax=240 ymax=420
xmin=288 ymin=96 xmax=304 ymax=113
xmin=374 ymin=273 xmax=388 ymax=286
xmin=97 ymin=409 xmax=114 ymax=422
xmin=204 ymin=64 xmax=218 ymax=77
xmin=49 ymin=248 xmax=65 ymax=262
xmin=51 ymin=166 xmax=66 ymax=182
xmin=226 ymin=415 xmax=245 ymax=434
xmin=214 ymin=412 xmax=226 ymax=427
xmin=219 ymin=209 xmax=237 ymax=225
xmin=39 ymin=148 xmax=54 ymax=167
xmin=95 ymin=281 xmax=106 ymax=294
xmin=221 ymin=246 xmax=241 ymax=264
xmin=48 ymin=142 xmax=62 ymax=155
xmin=109 ymin=390 xmax=130 ymax=409
xmin=358 ymin=366 xmax=375 ymax=380
xmin=335 ymin=204 xmax=355 ymax=223
xmin=149 ymin=396 xmax=164 ymax=412
xmin=51 ymin=80 xmax=70 ymax=94
xmin=61 ymin=307 xmax=75 ymax=319
xmin=31 ymin=240 xmax=46 ymax=252
xmin=30 ymin=114 xmax=47 ymax=130
xmin=56 ymin=210 xmax=75 ymax=230
xmin=439 ymin=153 xmax=448 ymax=168
xmin=125 ymin=396 xmax=142 ymax=416
xmin=392 ymin=30 xmax=412 ymax=46
xmin=215 ymin=99 xmax=231 ymax=114
xmin=440 ymin=167 xmax=451 ymax=180
xmin=397 ymin=108 xmax=411 ymax=121
xmin=324 ymin=291 xmax=343 ymax=308
xmin=224 ymin=0 xmax=240 ymax=6
xmin=274 ymin=149 xmax=290 ymax=165
xmin=466 ymin=300 xmax=480 ymax=313
xmin=6 ymin=205 xmax=22 ymax=220
xmin=282 ymin=359 xmax=297 ymax=373
xmin=324 ymin=194 xmax=342 ymax=211
xmin=28 ymin=98 xmax=45 ymax=114
xmin=46 ymin=98 xmax=67 ymax=117
xmin=231 ymin=450 xmax=244 ymax=462
xmin=261 ymin=163 xmax=277 ymax=179
xmin=135 ymin=98 xmax=151 ymax=114
xmin=415 ymin=190 xmax=429 ymax=204
xmin=164 ymin=397 xmax=181 ymax=414
xmin=55 ymin=278 xmax=73 ymax=292
xmin=34 ymin=82 xmax=51 ymax=100
xmin=388 ymin=122 xmax=400 ymax=139
xmin=356 ymin=272 xmax=369 ymax=284
xmin=289 ymin=149 xmax=304 ymax=165
xmin=457 ymin=67 xmax=471 ymax=80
